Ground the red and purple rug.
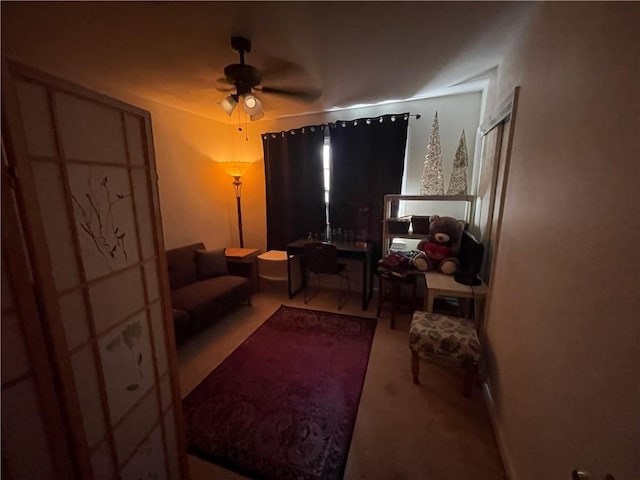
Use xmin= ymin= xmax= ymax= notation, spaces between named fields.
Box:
xmin=183 ymin=305 xmax=377 ymax=480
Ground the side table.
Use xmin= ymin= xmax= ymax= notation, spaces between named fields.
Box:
xmin=424 ymin=271 xmax=487 ymax=319
xmin=376 ymin=269 xmax=418 ymax=330
xmin=225 ymin=247 xmax=261 ymax=292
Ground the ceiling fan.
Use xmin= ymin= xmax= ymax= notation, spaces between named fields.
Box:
xmin=216 ymin=36 xmax=322 ymax=121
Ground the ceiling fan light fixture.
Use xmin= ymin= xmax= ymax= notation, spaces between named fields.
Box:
xmin=218 ymin=95 xmax=237 ymax=116
xmin=217 ymin=36 xmax=322 ymax=122
xmin=243 ymin=94 xmax=263 ymax=116
xmin=244 ymin=94 xmax=257 ymax=109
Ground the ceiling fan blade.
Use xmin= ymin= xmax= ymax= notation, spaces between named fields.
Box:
xmin=258 ymin=86 xmax=322 ymax=102
xmin=260 ymin=57 xmax=308 ymax=80
xmin=215 ymin=75 xmax=236 ymax=93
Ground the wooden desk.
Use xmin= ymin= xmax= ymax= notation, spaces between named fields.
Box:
xmin=286 ymin=239 xmax=374 ymax=310
xmin=424 ymin=271 xmax=487 ymax=318
xmin=225 ymin=248 xmax=261 ymax=292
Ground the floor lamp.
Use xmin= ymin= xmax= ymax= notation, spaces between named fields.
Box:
xmin=219 ymin=161 xmax=250 ymax=247
xmin=232 ymin=175 xmax=244 ymax=247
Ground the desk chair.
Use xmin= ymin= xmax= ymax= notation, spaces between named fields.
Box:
xmin=304 ymin=242 xmax=351 ymax=310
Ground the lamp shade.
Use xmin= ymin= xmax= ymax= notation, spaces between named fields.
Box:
xmin=218 ymin=161 xmax=251 ymax=177
xmin=243 ymin=94 xmax=263 ymax=116
xmin=250 ymin=111 xmax=265 ymax=121
xmin=218 ymin=95 xmax=237 ymax=116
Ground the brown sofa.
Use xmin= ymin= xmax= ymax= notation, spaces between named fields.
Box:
xmin=166 ymin=243 xmax=252 ymax=343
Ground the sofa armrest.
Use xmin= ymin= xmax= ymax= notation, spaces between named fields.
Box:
xmin=227 ymin=260 xmax=252 ymax=278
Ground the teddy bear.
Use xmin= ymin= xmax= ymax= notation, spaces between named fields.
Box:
xmin=416 ymin=215 xmax=465 ymax=275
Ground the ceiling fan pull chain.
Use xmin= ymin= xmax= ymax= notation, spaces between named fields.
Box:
xmin=244 ymin=110 xmax=249 ymax=142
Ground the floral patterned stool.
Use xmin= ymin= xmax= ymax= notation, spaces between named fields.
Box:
xmin=409 ymin=311 xmax=480 ymax=397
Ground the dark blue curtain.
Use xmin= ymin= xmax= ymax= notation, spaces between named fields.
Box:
xmin=262 ymin=126 xmax=326 ymax=250
xmin=329 ymin=113 xmax=409 ymax=259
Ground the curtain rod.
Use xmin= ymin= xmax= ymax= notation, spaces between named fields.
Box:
xmin=262 ymin=113 xmax=421 ymax=138
xmin=335 ymin=113 xmax=422 ymax=121
xmin=330 ymin=113 xmax=420 ymax=127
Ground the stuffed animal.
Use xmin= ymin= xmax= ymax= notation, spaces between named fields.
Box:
xmin=412 ymin=251 xmax=429 ymax=272
xmin=416 ymin=215 xmax=465 ymax=275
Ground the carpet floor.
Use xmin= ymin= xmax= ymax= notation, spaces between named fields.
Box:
xmin=180 ymin=287 xmax=507 ymax=480
xmin=183 ymin=305 xmax=377 ymax=480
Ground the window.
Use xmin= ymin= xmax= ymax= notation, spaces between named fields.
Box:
xmin=323 ymin=132 xmax=331 ymax=227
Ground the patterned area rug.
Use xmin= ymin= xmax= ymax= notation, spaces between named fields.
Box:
xmin=183 ymin=305 xmax=377 ymax=480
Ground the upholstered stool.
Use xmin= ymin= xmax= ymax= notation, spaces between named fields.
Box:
xmin=409 ymin=311 xmax=480 ymax=397
xmin=376 ymin=269 xmax=417 ymax=329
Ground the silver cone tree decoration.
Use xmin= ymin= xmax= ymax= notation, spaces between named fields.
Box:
xmin=446 ymin=129 xmax=469 ymax=195
xmin=420 ymin=112 xmax=444 ymax=195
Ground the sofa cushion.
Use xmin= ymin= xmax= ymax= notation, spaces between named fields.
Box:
xmin=166 ymin=243 xmax=205 ymax=290
xmin=196 ymin=248 xmax=228 ymax=279
xmin=170 ymin=275 xmax=250 ymax=328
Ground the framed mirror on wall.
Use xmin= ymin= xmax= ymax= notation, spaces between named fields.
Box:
xmin=472 ymin=86 xmax=520 ymax=286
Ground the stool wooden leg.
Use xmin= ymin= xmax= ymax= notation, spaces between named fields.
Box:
xmin=411 ymin=350 xmax=420 ymax=384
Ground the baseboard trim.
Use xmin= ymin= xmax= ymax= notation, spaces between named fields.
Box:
xmin=482 ymin=381 xmax=517 ymax=480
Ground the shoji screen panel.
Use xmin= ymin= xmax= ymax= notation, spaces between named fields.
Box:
xmin=2 ymin=60 xmax=187 ymax=480
xmin=1 ymin=254 xmax=59 ymax=480
xmin=1 ymin=154 xmax=76 ymax=480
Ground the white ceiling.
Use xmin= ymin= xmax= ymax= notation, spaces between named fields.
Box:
xmin=1 ymin=1 xmax=535 ymax=123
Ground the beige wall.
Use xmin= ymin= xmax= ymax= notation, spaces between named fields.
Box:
xmin=112 ymin=95 xmax=257 ymax=252
xmin=141 ymin=100 xmax=236 ymax=250
xmin=485 ymin=3 xmax=639 ymax=479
